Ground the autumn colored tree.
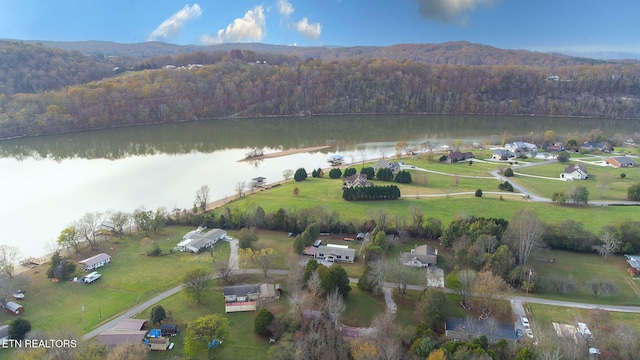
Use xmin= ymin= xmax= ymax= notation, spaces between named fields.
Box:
xmin=184 ymin=314 xmax=230 ymax=358
xmin=350 ymin=337 xmax=379 ymax=360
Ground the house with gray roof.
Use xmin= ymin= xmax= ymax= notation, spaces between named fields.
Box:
xmin=561 ymin=164 xmax=588 ymax=180
xmin=445 ymin=317 xmax=518 ymax=344
xmin=177 ymin=228 xmax=226 ymax=253
xmin=605 ymin=156 xmax=636 ymax=168
xmin=315 ymin=244 xmax=356 ymax=263
xmin=79 ymin=253 xmax=111 ymax=271
xmin=401 ymin=245 xmax=437 ymax=268
xmin=492 ymin=149 xmax=516 ymax=160
xmin=344 ymin=174 xmax=372 ymax=188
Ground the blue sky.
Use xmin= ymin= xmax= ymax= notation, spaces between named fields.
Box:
xmin=1 ymin=0 xmax=639 ymax=53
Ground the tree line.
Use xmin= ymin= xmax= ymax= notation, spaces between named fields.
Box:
xmin=2 ymin=44 xmax=640 ymax=138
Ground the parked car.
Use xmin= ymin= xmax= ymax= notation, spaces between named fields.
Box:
xmin=521 ymin=316 xmax=530 ymax=327
xmin=525 ymin=328 xmax=534 ymax=339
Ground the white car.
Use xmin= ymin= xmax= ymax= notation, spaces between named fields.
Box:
xmin=525 ymin=328 xmax=534 ymax=339
xmin=521 ymin=316 xmax=530 ymax=327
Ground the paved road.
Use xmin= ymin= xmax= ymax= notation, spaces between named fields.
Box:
xmin=82 ymin=268 xmax=640 ymax=342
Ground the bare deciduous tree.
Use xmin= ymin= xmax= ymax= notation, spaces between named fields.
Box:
xmin=504 ymin=208 xmax=545 ymax=267
xmin=76 ymin=212 xmax=105 ymax=251
xmin=0 ymin=245 xmax=20 ymax=278
xmin=194 ymin=185 xmax=210 ymax=212
xmin=282 ymin=169 xmax=294 ymax=181
xmin=593 ymin=230 xmax=620 ymax=261
xmin=473 ymin=270 xmax=508 ymax=311
xmin=389 ymin=257 xmax=414 ymax=296
xmin=456 ymin=269 xmax=477 ymax=303
xmin=324 ymin=289 xmax=346 ymax=318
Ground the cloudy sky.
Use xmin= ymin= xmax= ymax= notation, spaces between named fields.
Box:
xmin=1 ymin=0 xmax=639 ymax=53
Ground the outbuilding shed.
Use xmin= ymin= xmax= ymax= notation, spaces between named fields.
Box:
xmin=4 ymin=301 xmax=24 ymax=315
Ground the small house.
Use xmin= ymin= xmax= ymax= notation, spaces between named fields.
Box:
xmin=160 ymin=324 xmax=178 ymax=336
xmin=605 ymin=156 xmax=636 ymax=168
xmin=546 ymin=142 xmax=565 ymax=152
xmin=401 ymin=245 xmax=438 ymax=267
xmin=4 ymin=301 xmax=24 ymax=315
xmin=315 ymin=244 xmax=355 ymax=263
xmin=625 ymin=255 xmax=640 ymax=276
xmin=561 ymin=164 xmax=588 ymax=180
xmin=79 ymin=253 xmax=111 ymax=271
xmin=447 ymin=151 xmax=474 ymax=163
xmin=343 ymin=174 xmax=372 ymax=188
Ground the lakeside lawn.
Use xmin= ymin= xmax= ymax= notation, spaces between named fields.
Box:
xmin=512 ymin=161 xmax=639 ymax=200
xmin=0 ymin=226 xmax=229 ymax=336
xmin=222 ymin=176 xmax=639 ymax=233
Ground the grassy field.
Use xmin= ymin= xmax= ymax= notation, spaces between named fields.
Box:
xmin=512 ymin=160 xmax=639 ymax=200
xmin=0 ymin=226 xmax=227 ymax=336
xmin=530 ymin=249 xmax=640 ymax=306
xmin=528 ymin=303 xmax=640 ymax=335
xmin=223 ymin=177 xmax=639 ymax=233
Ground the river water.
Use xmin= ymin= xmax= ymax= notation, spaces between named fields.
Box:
xmin=0 ymin=114 xmax=636 ymax=258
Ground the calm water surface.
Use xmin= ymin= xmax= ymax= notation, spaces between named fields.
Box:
xmin=1 ymin=114 xmax=636 ymax=257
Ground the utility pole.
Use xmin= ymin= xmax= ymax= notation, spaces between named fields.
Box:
xmin=525 ymin=269 xmax=532 ymax=303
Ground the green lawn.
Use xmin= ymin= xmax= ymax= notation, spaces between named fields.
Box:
xmin=0 ymin=226 xmax=228 ymax=336
xmin=512 ymin=161 xmax=639 ymax=200
xmin=222 ymin=178 xmax=640 ymax=233
xmin=530 ymin=249 xmax=640 ymax=306
xmin=138 ymin=288 xmax=274 ymax=360
xmin=342 ymin=287 xmax=387 ymax=327
xmin=528 ymin=303 xmax=640 ymax=335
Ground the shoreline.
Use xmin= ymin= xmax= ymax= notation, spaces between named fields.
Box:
xmin=238 ymin=145 xmax=331 ymax=162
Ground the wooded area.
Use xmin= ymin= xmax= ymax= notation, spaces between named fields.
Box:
xmin=1 ymin=40 xmax=639 ymax=139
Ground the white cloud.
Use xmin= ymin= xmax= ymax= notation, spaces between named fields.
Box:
xmin=200 ymin=5 xmax=266 ymax=45
xmin=148 ymin=4 xmax=202 ymax=41
xmin=295 ymin=17 xmax=322 ymax=40
xmin=277 ymin=0 xmax=295 ymax=17
xmin=414 ymin=0 xmax=495 ymax=24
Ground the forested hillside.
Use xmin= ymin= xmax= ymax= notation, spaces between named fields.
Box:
xmin=0 ymin=41 xmax=116 ymax=96
xmin=1 ymin=41 xmax=640 ymax=139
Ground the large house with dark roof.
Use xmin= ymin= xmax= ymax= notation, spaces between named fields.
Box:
xmin=177 ymin=228 xmax=226 ymax=253
xmin=445 ymin=317 xmax=518 ymax=344
xmin=447 ymin=151 xmax=474 ymax=163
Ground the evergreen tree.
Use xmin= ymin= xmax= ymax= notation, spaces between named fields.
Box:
xmin=294 ymin=168 xmax=308 ymax=182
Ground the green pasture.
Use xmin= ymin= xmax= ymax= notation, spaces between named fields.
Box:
xmin=513 ymin=161 xmax=639 ymax=200
xmin=530 ymin=249 xmax=640 ymax=306
xmin=223 ymin=177 xmax=639 ymax=233
xmin=0 ymin=226 xmax=228 ymax=336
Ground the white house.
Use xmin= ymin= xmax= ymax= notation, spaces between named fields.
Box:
xmin=177 ymin=228 xmax=227 ymax=253
xmin=315 ymin=244 xmax=356 ymax=263
xmin=79 ymin=253 xmax=111 ymax=271
xmin=561 ymin=164 xmax=588 ymax=180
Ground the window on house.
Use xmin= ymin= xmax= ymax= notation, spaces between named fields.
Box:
xmin=346 ymin=256 xmax=350 ymax=259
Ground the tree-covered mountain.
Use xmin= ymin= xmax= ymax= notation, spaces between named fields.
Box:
xmin=0 ymin=40 xmax=639 ymax=139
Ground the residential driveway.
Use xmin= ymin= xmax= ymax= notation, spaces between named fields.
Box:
xmin=382 ymin=287 xmax=397 ymax=314
xmin=228 ymin=238 xmax=239 ymax=270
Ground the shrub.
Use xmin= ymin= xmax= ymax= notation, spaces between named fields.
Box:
xmin=621 ymin=173 xmax=627 ymax=179
xmin=628 ymin=183 xmax=640 ymax=201
xmin=503 ymin=168 xmax=514 ymax=177
xmin=343 ymin=167 xmax=357 ymax=177
xmin=475 ymin=189 xmax=483 ymax=197
xmin=294 ymin=168 xmax=307 ymax=182
xmin=329 ymin=168 xmax=342 ymax=179
xmin=557 ymin=151 xmax=571 ymax=162
xmin=254 ymin=308 xmax=274 ymax=335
